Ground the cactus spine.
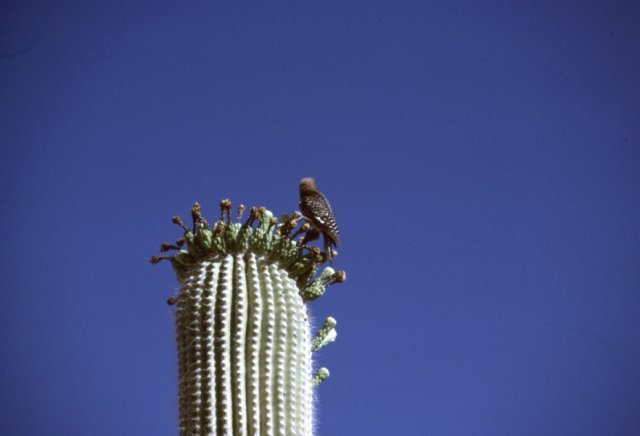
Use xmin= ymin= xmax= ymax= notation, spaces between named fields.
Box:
xmin=153 ymin=202 xmax=344 ymax=436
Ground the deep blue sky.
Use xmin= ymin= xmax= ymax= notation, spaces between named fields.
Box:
xmin=2 ymin=1 xmax=639 ymax=435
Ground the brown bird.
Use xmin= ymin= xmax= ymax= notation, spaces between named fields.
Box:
xmin=299 ymin=177 xmax=340 ymax=260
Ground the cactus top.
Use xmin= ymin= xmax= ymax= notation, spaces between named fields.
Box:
xmin=152 ymin=201 xmax=346 ymax=302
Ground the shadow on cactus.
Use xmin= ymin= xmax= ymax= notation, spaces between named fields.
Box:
xmin=152 ymin=199 xmax=346 ymax=435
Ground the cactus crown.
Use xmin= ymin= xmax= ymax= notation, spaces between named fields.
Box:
xmin=152 ymin=200 xmax=345 ymax=302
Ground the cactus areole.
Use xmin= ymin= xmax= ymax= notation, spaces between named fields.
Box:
xmin=152 ymin=201 xmax=345 ymax=435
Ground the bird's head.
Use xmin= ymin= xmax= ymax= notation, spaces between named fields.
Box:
xmin=299 ymin=177 xmax=317 ymax=194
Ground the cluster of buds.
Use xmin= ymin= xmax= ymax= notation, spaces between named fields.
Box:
xmin=151 ymin=199 xmax=346 ymax=299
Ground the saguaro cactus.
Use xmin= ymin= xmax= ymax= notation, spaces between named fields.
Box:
xmin=152 ymin=200 xmax=345 ymax=435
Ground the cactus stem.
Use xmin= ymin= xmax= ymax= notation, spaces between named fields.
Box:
xmin=154 ymin=199 xmax=345 ymax=435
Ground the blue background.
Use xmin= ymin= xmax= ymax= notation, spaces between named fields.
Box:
xmin=2 ymin=1 xmax=639 ymax=435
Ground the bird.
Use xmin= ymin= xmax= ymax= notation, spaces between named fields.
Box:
xmin=299 ymin=177 xmax=340 ymax=260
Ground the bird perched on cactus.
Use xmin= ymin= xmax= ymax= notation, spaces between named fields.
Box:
xmin=299 ymin=177 xmax=340 ymax=261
